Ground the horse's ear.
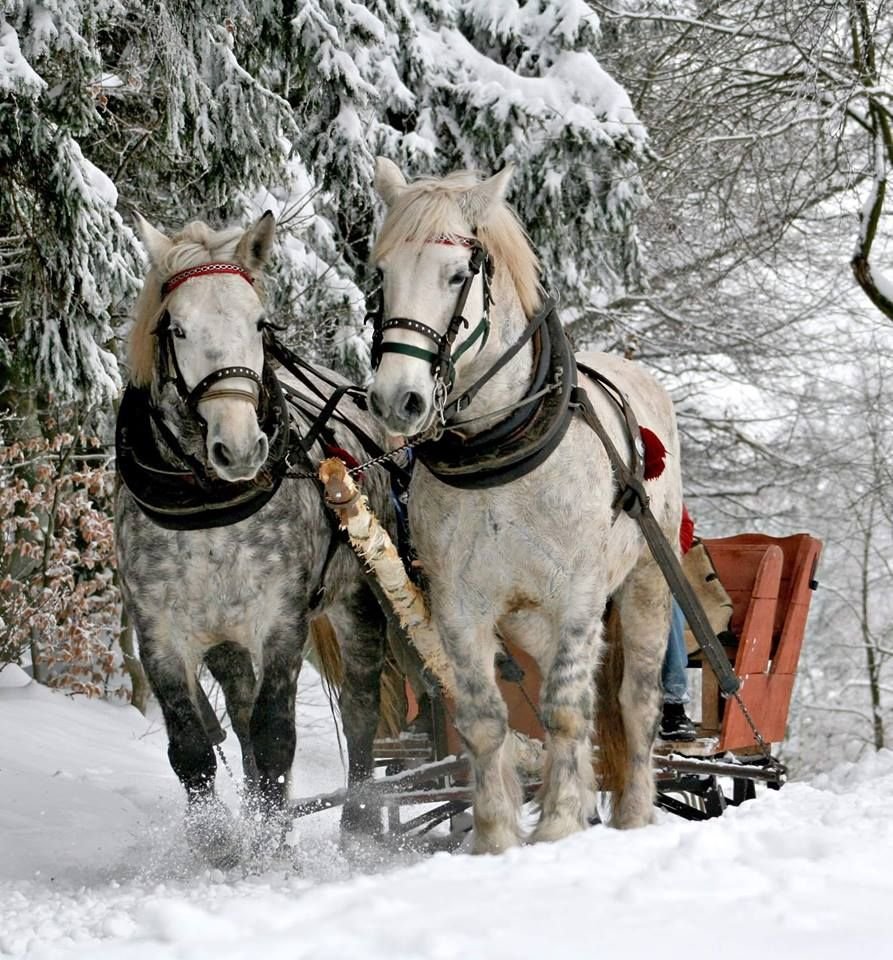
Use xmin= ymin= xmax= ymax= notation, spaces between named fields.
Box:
xmin=374 ymin=157 xmax=408 ymax=206
xmin=461 ymin=164 xmax=515 ymax=225
xmin=135 ymin=212 xmax=172 ymax=267
xmin=236 ymin=211 xmax=276 ymax=273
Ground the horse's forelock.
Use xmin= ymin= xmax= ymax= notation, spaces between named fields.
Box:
xmin=127 ymin=221 xmax=262 ymax=387
xmin=373 ymin=171 xmax=542 ymax=317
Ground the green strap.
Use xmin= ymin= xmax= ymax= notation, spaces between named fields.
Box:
xmin=381 ymin=315 xmax=490 ymax=371
xmin=452 ymin=315 xmax=490 ymax=364
xmin=380 ymin=342 xmax=440 ymax=364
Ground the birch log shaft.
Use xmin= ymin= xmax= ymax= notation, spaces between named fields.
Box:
xmin=318 ymin=458 xmax=457 ymax=698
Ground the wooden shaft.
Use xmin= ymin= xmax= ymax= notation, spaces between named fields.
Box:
xmin=318 ymin=457 xmax=458 ymax=697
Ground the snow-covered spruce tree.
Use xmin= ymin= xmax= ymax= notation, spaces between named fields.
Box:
xmin=282 ymin=0 xmax=647 ymax=376
xmin=0 ymin=4 xmax=138 ymax=411
xmin=1 ymin=3 xmax=300 ymax=409
xmin=85 ymin=3 xmax=296 ymax=227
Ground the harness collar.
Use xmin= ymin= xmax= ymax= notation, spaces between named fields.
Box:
xmin=115 ymin=360 xmax=291 ymax=530
xmin=415 ymin=301 xmax=577 ymax=489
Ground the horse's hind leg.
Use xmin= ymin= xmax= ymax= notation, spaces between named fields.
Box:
xmin=326 ymin=586 xmax=387 ymax=835
xmin=531 ymin=611 xmax=601 ymax=843
xmin=612 ymin=557 xmax=671 ymax=828
xmin=204 ymin=642 xmax=258 ymax=781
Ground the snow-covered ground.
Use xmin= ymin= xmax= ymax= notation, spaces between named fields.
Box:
xmin=1 ymin=664 xmax=892 ymax=959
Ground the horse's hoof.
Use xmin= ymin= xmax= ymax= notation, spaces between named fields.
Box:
xmin=470 ymin=825 xmax=522 ymax=855
xmin=184 ymin=797 xmax=240 ymax=869
xmin=529 ymin=814 xmax=585 ymax=844
xmin=341 ymin=800 xmax=384 ymax=838
xmin=240 ymin=792 xmax=291 ymax=861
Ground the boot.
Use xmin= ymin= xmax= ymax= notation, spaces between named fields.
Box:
xmin=659 ymin=701 xmax=697 ymax=742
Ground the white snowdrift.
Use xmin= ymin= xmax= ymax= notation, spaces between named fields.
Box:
xmin=1 ymin=669 xmax=891 ymax=959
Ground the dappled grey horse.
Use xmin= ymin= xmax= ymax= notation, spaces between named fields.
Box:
xmin=366 ymin=159 xmax=683 ymax=853
xmin=115 ymin=213 xmax=394 ymax=864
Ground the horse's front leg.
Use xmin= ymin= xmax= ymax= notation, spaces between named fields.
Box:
xmin=204 ymin=641 xmax=258 ymax=782
xmin=139 ymin=629 xmax=239 ymax=867
xmin=531 ymin=611 xmax=601 ymax=843
xmin=440 ymin=613 xmax=522 ymax=854
xmin=248 ymin=617 xmax=304 ymax=815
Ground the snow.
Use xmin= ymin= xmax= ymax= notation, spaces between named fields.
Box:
xmin=2 ymin=671 xmax=893 ymax=959
xmin=0 ymin=22 xmax=45 ymax=96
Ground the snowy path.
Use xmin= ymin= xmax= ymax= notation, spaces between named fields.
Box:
xmin=1 ymin=666 xmax=892 ymax=959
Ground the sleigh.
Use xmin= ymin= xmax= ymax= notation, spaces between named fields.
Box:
xmin=292 ymin=520 xmax=822 ymax=839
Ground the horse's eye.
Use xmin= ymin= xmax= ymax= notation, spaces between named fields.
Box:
xmin=449 ymin=271 xmax=467 ymax=285
xmin=171 ymin=325 xmax=186 ymax=339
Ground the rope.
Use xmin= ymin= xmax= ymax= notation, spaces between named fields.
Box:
xmin=284 ymin=437 xmax=416 ymax=481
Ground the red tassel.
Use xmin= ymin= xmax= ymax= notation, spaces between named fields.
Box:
xmin=640 ymin=426 xmax=666 ymax=481
xmin=679 ymin=504 xmax=695 ymax=554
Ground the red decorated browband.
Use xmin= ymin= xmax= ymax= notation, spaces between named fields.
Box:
xmin=429 ymin=234 xmax=479 ymax=247
xmin=161 ymin=262 xmax=255 ymax=298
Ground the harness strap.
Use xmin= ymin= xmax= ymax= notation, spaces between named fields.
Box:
xmin=301 ymin=383 xmax=358 ymax=453
xmin=435 ymin=243 xmax=486 ymax=384
xmin=187 ymin=365 xmax=261 ymax=411
xmin=267 ymin=335 xmax=367 ymax=407
xmin=277 ymin=371 xmax=412 ymax=488
xmin=570 ymin=379 xmax=740 ymax=696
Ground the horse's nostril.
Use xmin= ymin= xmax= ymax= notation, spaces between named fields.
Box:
xmin=254 ymin=435 xmax=268 ymax=462
xmin=402 ymin=391 xmax=425 ymax=418
xmin=211 ymin=441 xmax=232 ymax=467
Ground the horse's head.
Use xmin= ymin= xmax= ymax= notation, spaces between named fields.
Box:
xmin=367 ymin=158 xmax=540 ymax=438
xmin=131 ymin=213 xmax=276 ymax=482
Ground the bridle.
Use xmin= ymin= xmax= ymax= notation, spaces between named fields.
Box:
xmin=154 ymin=262 xmax=263 ymax=424
xmin=366 ymin=234 xmax=494 ymax=419
xmin=116 ymin=258 xmax=293 ymax=528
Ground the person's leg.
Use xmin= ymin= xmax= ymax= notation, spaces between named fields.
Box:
xmin=660 ymin=600 xmax=697 ymax=741
xmin=661 ymin=599 xmax=689 ymax=704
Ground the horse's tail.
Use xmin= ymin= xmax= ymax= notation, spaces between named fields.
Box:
xmin=595 ymin=602 xmax=627 ymax=800
xmin=307 ymin=615 xmax=344 ymax=690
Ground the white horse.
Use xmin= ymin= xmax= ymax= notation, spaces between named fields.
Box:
xmin=366 ymin=159 xmax=682 ymax=853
